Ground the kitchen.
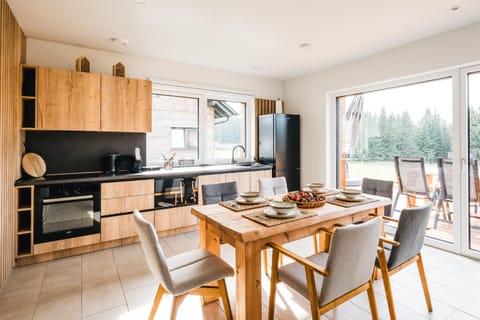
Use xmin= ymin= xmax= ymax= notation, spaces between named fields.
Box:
xmin=2 ymin=1 xmax=480 ymax=320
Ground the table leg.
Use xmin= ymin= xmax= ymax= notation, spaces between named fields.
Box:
xmin=198 ymin=220 xmax=221 ymax=305
xmin=235 ymin=240 xmax=262 ymax=320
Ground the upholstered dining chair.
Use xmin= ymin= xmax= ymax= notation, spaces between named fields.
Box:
xmin=361 ymin=177 xmax=394 ymax=217
xmin=201 ymin=181 xmax=238 ymax=205
xmin=258 ymin=176 xmax=288 ymax=199
xmin=133 ymin=210 xmax=234 ymax=320
xmin=267 ymin=217 xmax=382 ymax=320
xmin=376 ymin=203 xmax=433 ymax=320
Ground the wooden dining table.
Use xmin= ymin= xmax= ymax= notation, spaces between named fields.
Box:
xmin=191 ymin=195 xmax=391 ymax=320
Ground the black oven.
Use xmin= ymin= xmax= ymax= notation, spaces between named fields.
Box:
xmin=34 ymin=182 xmax=100 ymax=243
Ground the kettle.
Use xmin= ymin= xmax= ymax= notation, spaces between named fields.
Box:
xmin=104 ymin=154 xmax=121 ymax=173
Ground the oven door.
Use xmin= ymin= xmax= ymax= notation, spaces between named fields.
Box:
xmin=35 ymin=194 xmax=100 ymax=243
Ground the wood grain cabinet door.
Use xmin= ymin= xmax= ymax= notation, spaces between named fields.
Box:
xmin=101 ymin=75 xmax=152 ymax=132
xmin=37 ymin=67 xmax=101 ymax=130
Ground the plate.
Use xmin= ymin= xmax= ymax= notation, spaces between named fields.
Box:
xmin=335 ymin=194 xmax=365 ymax=202
xmin=302 ymin=187 xmax=328 ymax=194
xmin=235 ymin=197 xmax=265 ymax=204
xmin=264 ymin=208 xmax=299 ymax=219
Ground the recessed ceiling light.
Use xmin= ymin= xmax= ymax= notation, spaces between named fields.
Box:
xmin=450 ymin=5 xmax=459 ymax=11
xmin=110 ymin=37 xmax=129 ymax=46
xmin=251 ymin=66 xmax=261 ymax=70
xmin=299 ymin=43 xmax=312 ymax=51
xmin=136 ymin=0 xmax=147 ymax=4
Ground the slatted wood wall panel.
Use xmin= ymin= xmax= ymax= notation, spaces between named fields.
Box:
xmin=254 ymin=98 xmax=283 ymax=160
xmin=0 ymin=0 xmax=25 ymax=288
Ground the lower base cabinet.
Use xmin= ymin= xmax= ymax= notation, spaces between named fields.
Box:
xmin=101 ymin=211 xmax=154 ymax=242
xmin=155 ymin=206 xmax=198 ymax=231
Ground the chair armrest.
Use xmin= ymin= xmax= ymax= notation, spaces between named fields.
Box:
xmin=379 ymin=236 xmax=400 ymax=246
xmin=369 ymin=213 xmax=399 ymax=223
xmin=267 ymin=242 xmax=329 ymax=276
xmin=317 ymin=223 xmax=345 ymax=235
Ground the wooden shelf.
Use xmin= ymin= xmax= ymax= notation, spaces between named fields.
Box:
xmin=15 ymin=186 xmax=33 ymax=258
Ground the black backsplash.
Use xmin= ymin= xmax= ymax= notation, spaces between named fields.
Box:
xmin=25 ymin=131 xmax=146 ymax=175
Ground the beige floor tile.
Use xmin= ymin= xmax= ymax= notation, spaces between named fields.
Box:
xmin=82 ymin=276 xmax=126 ymax=317
xmin=34 ymin=293 xmax=81 ymax=320
xmin=82 ymin=249 xmax=118 ymax=283
xmin=446 ymin=310 xmax=480 ymax=320
xmin=0 ymin=284 xmax=41 ymax=320
xmin=113 ymin=244 xmax=156 ymax=291
xmin=124 ymin=284 xmax=158 ymax=319
xmin=111 ymin=244 xmax=143 ymax=265
xmin=82 ymin=305 xmax=130 ymax=320
xmin=4 ymin=262 xmax=47 ymax=290
xmin=46 ymin=255 xmax=82 ymax=275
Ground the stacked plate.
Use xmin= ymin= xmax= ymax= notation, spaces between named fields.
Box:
xmin=264 ymin=201 xmax=299 ymax=218
xmin=236 ymin=192 xmax=264 ymax=204
xmin=336 ymin=188 xmax=365 ymax=202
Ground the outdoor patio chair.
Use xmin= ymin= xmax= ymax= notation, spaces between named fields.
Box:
xmin=267 ymin=217 xmax=382 ymax=320
xmin=376 ymin=203 xmax=433 ymax=320
xmin=393 ymin=156 xmax=433 ymax=212
xmin=361 ymin=177 xmax=394 ymax=217
xmin=133 ymin=210 xmax=234 ymax=320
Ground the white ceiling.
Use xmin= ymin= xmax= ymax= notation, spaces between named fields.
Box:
xmin=7 ymin=0 xmax=480 ymax=80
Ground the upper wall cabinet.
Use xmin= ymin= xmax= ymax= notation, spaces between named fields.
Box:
xmin=20 ymin=65 xmax=152 ymax=133
xmin=37 ymin=67 xmax=101 ymax=131
xmin=100 ymin=75 xmax=152 ymax=132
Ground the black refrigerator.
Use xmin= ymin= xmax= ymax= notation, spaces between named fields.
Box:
xmin=258 ymin=113 xmax=300 ymax=191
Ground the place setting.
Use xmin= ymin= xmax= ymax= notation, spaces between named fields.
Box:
xmin=327 ymin=188 xmax=378 ymax=207
xmin=303 ymin=182 xmax=340 ymax=197
xmin=219 ymin=191 xmax=269 ymax=211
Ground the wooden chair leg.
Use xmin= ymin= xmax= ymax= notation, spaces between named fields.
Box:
xmin=217 ymin=279 xmax=233 ymax=320
xmin=305 ymin=268 xmax=320 ymax=320
xmin=170 ymin=293 xmax=187 ymax=320
xmin=263 ymin=249 xmax=268 ymax=274
xmin=416 ymin=253 xmax=433 ymax=312
xmin=377 ymin=249 xmax=396 ymax=320
xmin=268 ymin=249 xmax=280 ymax=320
xmin=313 ymin=233 xmax=319 ymax=254
xmin=367 ymin=278 xmax=379 ymax=320
xmin=149 ymin=285 xmax=166 ymax=320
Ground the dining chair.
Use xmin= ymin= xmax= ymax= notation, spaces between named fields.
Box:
xmin=376 ymin=203 xmax=433 ymax=320
xmin=267 ymin=217 xmax=382 ymax=320
xmin=393 ymin=156 xmax=433 ymax=212
xmin=258 ymin=176 xmax=288 ymax=199
xmin=201 ymin=181 xmax=238 ymax=205
xmin=133 ymin=210 xmax=234 ymax=320
xmin=434 ymin=158 xmax=453 ymax=228
xmin=361 ymin=177 xmax=394 ymax=216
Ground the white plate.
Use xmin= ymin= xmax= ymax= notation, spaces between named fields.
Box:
xmin=335 ymin=194 xmax=365 ymax=202
xmin=235 ymin=197 xmax=265 ymax=204
xmin=303 ymin=187 xmax=328 ymax=194
xmin=264 ymin=208 xmax=299 ymax=219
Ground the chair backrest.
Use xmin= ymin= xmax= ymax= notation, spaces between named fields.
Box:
xmin=469 ymin=159 xmax=480 ymax=202
xmin=258 ymin=177 xmax=288 ymax=198
xmin=133 ymin=210 xmax=174 ymax=291
xmin=394 ymin=156 xmax=430 ymax=196
xmin=387 ymin=203 xmax=432 ymax=270
xmin=437 ymin=158 xmax=453 ymax=202
xmin=318 ymin=217 xmax=381 ymax=306
xmin=361 ymin=177 xmax=394 ymax=216
xmin=201 ymin=181 xmax=239 ymax=205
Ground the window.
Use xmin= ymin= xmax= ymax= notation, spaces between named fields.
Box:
xmin=146 ymin=82 xmax=253 ymax=166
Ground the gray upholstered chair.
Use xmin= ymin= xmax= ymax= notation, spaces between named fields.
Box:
xmin=201 ymin=181 xmax=238 ymax=205
xmin=133 ymin=210 xmax=234 ymax=320
xmin=258 ymin=176 xmax=288 ymax=199
xmin=267 ymin=217 xmax=382 ymax=320
xmin=361 ymin=177 xmax=394 ymax=216
xmin=376 ymin=203 xmax=433 ymax=320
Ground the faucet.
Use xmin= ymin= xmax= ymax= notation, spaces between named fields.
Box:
xmin=232 ymin=145 xmax=246 ymax=164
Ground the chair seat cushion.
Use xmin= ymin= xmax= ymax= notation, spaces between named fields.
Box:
xmin=167 ymin=249 xmax=234 ymax=295
xmin=278 ymin=253 xmax=328 ymax=302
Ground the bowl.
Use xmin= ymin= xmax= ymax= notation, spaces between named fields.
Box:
xmin=341 ymin=188 xmax=362 ymax=199
xmin=306 ymin=182 xmax=325 ymax=192
xmin=269 ymin=201 xmax=297 ymax=214
xmin=239 ymin=191 xmax=261 ymax=202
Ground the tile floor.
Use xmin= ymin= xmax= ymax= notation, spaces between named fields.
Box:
xmin=1 ymin=231 xmax=480 ymax=320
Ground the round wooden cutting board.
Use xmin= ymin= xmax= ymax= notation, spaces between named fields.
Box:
xmin=22 ymin=152 xmax=46 ymax=178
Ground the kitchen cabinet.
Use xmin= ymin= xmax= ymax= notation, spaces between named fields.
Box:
xmin=101 ymin=74 xmax=152 ymax=132
xmin=20 ymin=65 xmax=152 ymax=132
xmin=37 ymin=67 xmax=101 ymax=131
xmin=155 ymin=207 xmax=197 ymax=233
xmin=101 ymin=211 xmax=154 ymax=242
xmin=14 ymin=186 xmax=34 ymax=257
xmin=101 ymin=179 xmax=154 ymax=216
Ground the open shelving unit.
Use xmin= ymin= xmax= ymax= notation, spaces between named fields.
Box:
xmin=15 ymin=186 xmax=34 ymax=257
xmin=20 ymin=65 xmax=37 ymax=129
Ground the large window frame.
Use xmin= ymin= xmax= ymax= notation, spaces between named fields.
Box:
xmin=150 ymin=81 xmax=255 ymax=165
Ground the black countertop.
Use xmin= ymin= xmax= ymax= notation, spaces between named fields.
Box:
xmin=15 ymin=164 xmax=272 ymax=186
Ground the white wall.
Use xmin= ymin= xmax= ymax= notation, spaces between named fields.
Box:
xmin=285 ymin=22 xmax=480 ymax=187
xmin=26 ymin=38 xmax=283 ymax=99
